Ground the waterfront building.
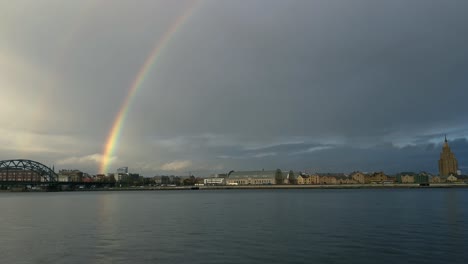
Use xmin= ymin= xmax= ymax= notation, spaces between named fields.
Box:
xmin=335 ymin=175 xmax=347 ymax=184
xmin=116 ymin=173 xmax=126 ymax=182
xmin=303 ymin=174 xmax=318 ymax=184
xmin=414 ymin=173 xmax=429 ymax=184
xmin=204 ymin=176 xmax=226 ymax=186
xmin=82 ymin=176 xmax=94 ymax=183
xmin=308 ymin=174 xmax=320 ymax=184
xmin=336 ymin=176 xmax=356 ymax=184
xmin=350 ymin=172 xmax=366 ymax=184
xmin=400 ymin=175 xmax=415 ymax=184
xmin=58 ymin=175 xmax=71 ymax=182
xmin=226 ymin=170 xmax=276 ymax=185
xmin=365 ymin=172 xmax=388 ymax=184
xmin=396 ymin=172 xmax=414 ymax=183
xmin=0 ymin=169 xmax=42 ymax=182
xmin=445 ymin=175 xmax=458 ymax=183
xmin=117 ymin=172 xmax=140 ymax=183
xmin=386 ymin=176 xmax=397 ymax=183
xmin=58 ymin=169 xmax=83 ymax=182
xmin=94 ymin=174 xmax=109 ymax=182
xmin=104 ymin=174 xmax=116 ymax=182
xmin=430 ymin=176 xmax=442 ymax=183
xmin=319 ymin=175 xmax=337 ymax=185
xmin=117 ymin=167 xmax=128 ymax=174
xmin=154 ymin=175 xmax=188 ymax=185
xmin=157 ymin=175 xmax=181 ymax=185
xmin=317 ymin=173 xmax=346 ymax=185
xmin=438 ymin=136 xmax=458 ymax=176
xmin=296 ymin=175 xmax=306 ymax=185
xmin=296 ymin=173 xmax=314 ymax=184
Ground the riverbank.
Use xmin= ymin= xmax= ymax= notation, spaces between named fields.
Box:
xmin=2 ymin=183 xmax=468 ymax=192
xmin=82 ymin=183 xmax=468 ymax=191
xmin=199 ymin=183 xmax=468 ymax=190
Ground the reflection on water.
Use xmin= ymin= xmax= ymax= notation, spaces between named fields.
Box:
xmin=94 ymin=193 xmax=121 ymax=264
xmin=0 ymin=189 xmax=467 ymax=264
xmin=445 ymin=190 xmax=463 ymax=244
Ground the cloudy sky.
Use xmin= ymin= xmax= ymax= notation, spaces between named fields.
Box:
xmin=1 ymin=0 xmax=468 ymax=176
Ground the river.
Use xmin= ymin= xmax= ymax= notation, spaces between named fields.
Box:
xmin=0 ymin=189 xmax=467 ymax=264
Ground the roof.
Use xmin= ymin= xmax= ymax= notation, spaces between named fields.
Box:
xmin=316 ymin=173 xmax=347 ymax=177
xmin=335 ymin=175 xmax=349 ymax=180
xmin=229 ymin=170 xmax=277 ymax=179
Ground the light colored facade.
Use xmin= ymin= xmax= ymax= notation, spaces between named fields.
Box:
xmin=58 ymin=169 xmax=83 ymax=182
xmin=308 ymin=175 xmax=320 ymax=184
xmin=446 ymin=175 xmax=458 ymax=183
xmin=430 ymin=176 xmax=442 ymax=183
xmin=319 ymin=176 xmax=337 ymax=184
xmin=297 ymin=175 xmax=306 ymax=185
xmin=439 ymin=137 xmax=458 ymax=176
xmin=116 ymin=173 xmax=125 ymax=182
xmin=401 ymin=175 xmax=415 ymax=183
xmin=296 ymin=175 xmax=318 ymax=185
xmin=366 ymin=172 xmax=388 ymax=183
xmin=337 ymin=177 xmax=356 ymax=184
xmin=226 ymin=171 xmax=276 ymax=185
xmin=350 ymin=172 xmax=366 ymax=184
xmin=58 ymin=175 xmax=71 ymax=182
xmin=204 ymin=177 xmax=226 ymax=185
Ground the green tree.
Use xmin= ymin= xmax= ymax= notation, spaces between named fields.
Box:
xmin=288 ymin=170 xmax=297 ymax=184
xmin=275 ymin=169 xmax=283 ymax=185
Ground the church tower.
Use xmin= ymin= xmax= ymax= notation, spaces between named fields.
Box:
xmin=438 ymin=136 xmax=458 ymax=176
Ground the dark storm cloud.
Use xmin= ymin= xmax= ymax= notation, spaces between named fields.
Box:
xmin=143 ymin=0 xmax=468 ymax=140
xmin=212 ymin=138 xmax=468 ymax=175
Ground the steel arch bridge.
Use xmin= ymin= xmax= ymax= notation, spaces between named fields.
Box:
xmin=0 ymin=159 xmax=58 ymax=182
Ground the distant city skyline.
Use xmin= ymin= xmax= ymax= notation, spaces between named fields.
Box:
xmin=1 ymin=0 xmax=468 ymax=175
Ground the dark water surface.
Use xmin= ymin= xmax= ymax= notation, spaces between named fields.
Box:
xmin=0 ymin=189 xmax=467 ymax=264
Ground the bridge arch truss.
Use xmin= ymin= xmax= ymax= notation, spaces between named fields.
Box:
xmin=0 ymin=159 xmax=58 ymax=182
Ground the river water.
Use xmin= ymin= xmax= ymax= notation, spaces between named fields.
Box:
xmin=0 ymin=189 xmax=467 ymax=264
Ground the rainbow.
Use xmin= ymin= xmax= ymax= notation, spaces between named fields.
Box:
xmin=99 ymin=1 xmax=200 ymax=174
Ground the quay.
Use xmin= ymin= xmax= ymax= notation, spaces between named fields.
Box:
xmin=72 ymin=183 xmax=468 ymax=192
xmin=2 ymin=183 xmax=468 ymax=192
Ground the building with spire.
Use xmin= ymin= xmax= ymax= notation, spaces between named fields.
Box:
xmin=438 ymin=136 xmax=458 ymax=176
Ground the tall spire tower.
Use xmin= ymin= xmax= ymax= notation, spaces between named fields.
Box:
xmin=438 ymin=136 xmax=458 ymax=176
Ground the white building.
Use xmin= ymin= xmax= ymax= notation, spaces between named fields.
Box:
xmin=226 ymin=171 xmax=277 ymax=185
xmin=204 ymin=177 xmax=225 ymax=185
xmin=58 ymin=175 xmax=71 ymax=182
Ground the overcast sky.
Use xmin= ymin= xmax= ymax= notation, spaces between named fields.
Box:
xmin=1 ymin=0 xmax=467 ymax=176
